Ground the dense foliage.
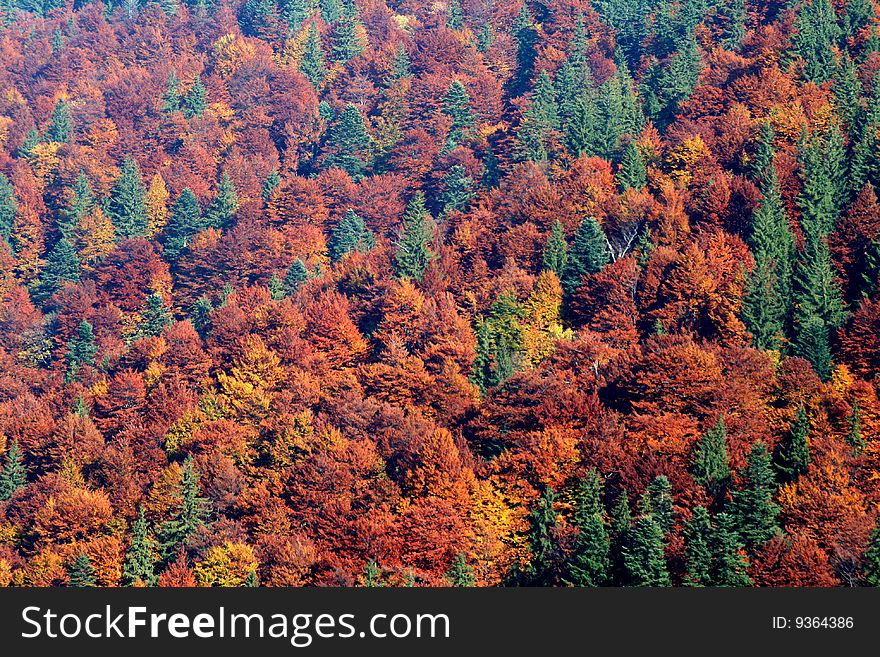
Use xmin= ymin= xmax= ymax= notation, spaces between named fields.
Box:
xmin=0 ymin=0 xmax=878 ymax=587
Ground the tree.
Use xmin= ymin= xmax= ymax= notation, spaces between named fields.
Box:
xmin=108 ymin=157 xmax=148 ymax=238
xmin=446 ymin=0 xmax=463 ymax=29
xmin=163 ymin=70 xmax=181 ymax=113
xmin=183 ymin=75 xmax=207 ymax=119
xmin=775 ymin=405 xmax=811 ymax=481
xmin=562 ymin=217 xmax=609 ymax=295
xmin=710 ymin=512 xmax=752 ymax=586
xmin=0 ymin=441 xmax=26 ymax=501
xmin=284 ymin=259 xmax=309 ymax=295
xmin=59 ymin=172 xmax=95 ymax=239
xmin=622 ymin=515 xmax=670 ymax=586
xmin=158 ymin=456 xmax=210 ymax=561
xmin=323 ymin=103 xmax=371 ymax=178
xmin=542 ymin=221 xmax=567 ymax=276
xmin=639 ymin=476 xmax=674 ymax=535
xmin=730 ymin=442 xmax=781 ymax=549
xmin=300 ymin=22 xmax=326 ymax=86
xmin=525 ymin=487 xmax=559 ymax=585
xmin=34 ymin=238 xmax=80 ymax=302
xmin=794 ymin=0 xmax=841 ymax=84
xmin=848 ymin=399 xmax=866 ymax=451
xmin=472 ymin=293 xmax=524 ymax=392
xmin=445 ymin=553 xmax=475 ymax=586
xmin=394 ymin=193 xmax=434 ymax=281
xmin=145 ymin=173 xmax=170 ymax=238
xmin=609 ymin=490 xmax=632 ymax=585
xmin=123 ymin=507 xmax=159 ymax=586
xmin=516 ymin=71 xmax=559 ymax=162
xmin=691 ymin=417 xmax=730 ymax=498
xmin=866 ymin=516 xmax=880 ymax=586
xmin=390 ymin=44 xmax=411 ymax=79
xmin=511 ymin=2 xmax=537 ymax=95
xmin=331 ymin=0 xmax=364 ymax=63
xmin=442 ymin=80 xmax=475 ymax=152
xmin=262 ymin=170 xmax=280 ymax=201
xmin=65 ymin=320 xmax=98 ymax=382
xmin=47 ymin=98 xmax=72 ymax=143
xmin=205 ymin=174 xmax=239 ymax=230
xmin=164 ymin=189 xmax=204 ymax=261
xmin=684 ymin=506 xmax=713 ymax=586
xmin=0 ymin=172 xmax=16 ymax=247
xmin=566 ymin=469 xmax=610 ymax=587
xmin=136 ymin=293 xmax=174 ymax=339
xmin=437 ymin=165 xmax=474 ymax=216
xmin=67 ymin=554 xmax=96 ymax=587
xmin=618 ymin=141 xmax=647 ymax=190
xmin=329 ymin=209 xmax=374 ymax=261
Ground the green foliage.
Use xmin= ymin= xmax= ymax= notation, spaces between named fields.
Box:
xmin=684 ymin=506 xmax=712 ymax=586
xmin=261 ymin=170 xmax=280 ymax=201
xmin=47 ymin=98 xmax=72 ymax=143
xmin=511 ymin=2 xmax=537 ymax=94
xmin=389 ymin=44 xmax=411 ymax=79
xmin=446 ymin=0 xmax=463 ymax=29
xmin=618 ymin=141 xmax=647 ymax=190
xmin=609 ymin=490 xmax=632 ymax=585
xmin=65 ymin=320 xmax=98 ymax=382
xmin=566 ymin=469 xmax=610 ymax=586
xmin=34 ymin=238 xmax=80 ymax=302
xmin=329 ymin=209 xmax=374 ymax=261
xmin=163 ymin=70 xmax=181 ymax=113
xmin=794 ymin=0 xmax=841 ymax=83
xmin=300 ymin=22 xmax=326 ymax=86
xmin=438 ymin=164 xmax=474 ymax=216
xmin=323 ymin=103 xmax=372 ymax=178
xmin=190 ymin=296 xmax=213 ymax=335
xmin=331 ymin=0 xmax=364 ymax=63
xmin=283 ymin=259 xmax=309 ymax=296
xmin=472 ymin=292 xmax=525 ymax=392
xmin=710 ymin=512 xmax=752 ymax=586
xmin=562 ymin=216 xmax=609 ymax=295
xmin=0 ymin=172 xmax=17 ymax=246
xmin=394 ymin=192 xmax=434 ymax=281
xmin=542 ymin=220 xmax=568 ymax=276
xmin=67 ymin=553 xmax=96 ymax=587
xmin=691 ymin=417 xmax=730 ymax=497
xmin=848 ymin=399 xmax=866 ymax=451
xmin=136 ymin=293 xmax=174 ymax=339
xmin=642 ymin=32 xmax=701 ymax=129
xmin=183 ymin=74 xmax=207 ymax=119
xmin=866 ymin=516 xmax=880 ymax=586
xmin=108 ymin=157 xmax=148 ymax=238
xmin=0 ymin=441 xmax=26 ymax=501
xmin=59 ymin=172 xmax=95 ymax=239
xmin=516 ymin=70 xmax=559 ymax=162
xmin=123 ymin=506 xmax=159 ymax=586
xmin=445 ymin=553 xmax=475 ymax=586
xmin=525 ymin=487 xmax=559 ymax=585
xmin=639 ymin=475 xmax=674 ymax=535
xmin=442 ymin=80 xmax=475 ymax=152
xmin=730 ymin=442 xmax=781 ymax=549
xmin=775 ymin=405 xmax=811 ymax=481
xmin=158 ymin=455 xmax=210 ymax=561
xmin=205 ymin=173 xmax=239 ymax=230
xmin=622 ymin=515 xmax=670 ymax=586
xmin=163 ymin=189 xmax=204 ymax=261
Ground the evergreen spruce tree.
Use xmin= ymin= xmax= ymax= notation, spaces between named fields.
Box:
xmin=394 ymin=192 xmax=434 ymax=281
xmin=441 ymin=80 xmax=475 ymax=151
xmin=622 ymin=514 xmax=670 ymax=586
xmin=691 ymin=416 xmax=730 ymax=498
xmin=511 ymin=3 xmax=537 ymax=95
xmin=136 ymin=293 xmax=174 ymax=339
xmin=775 ymin=404 xmax=811 ymax=481
xmin=158 ymin=456 xmax=210 ymax=561
xmin=445 ymin=553 xmax=475 ymax=586
xmin=283 ymin=259 xmax=309 ymax=296
xmin=108 ymin=157 xmax=148 ymax=238
xmin=516 ymin=70 xmax=559 ymax=162
xmin=163 ymin=70 xmax=181 ymax=113
xmin=59 ymin=172 xmax=95 ymax=239
xmin=542 ymin=220 xmax=568 ymax=276
xmin=17 ymin=129 xmax=39 ymax=159
xmin=0 ymin=441 xmax=26 ymax=501
xmin=835 ymin=54 xmax=861 ymax=130
xmin=683 ymin=506 xmax=713 ymax=586
xmin=320 ymin=0 xmax=341 ymax=23
xmin=122 ymin=506 xmax=159 ymax=586
xmin=47 ymin=98 xmax=72 ymax=143
xmin=323 ymin=103 xmax=371 ymax=178
xmin=794 ymin=0 xmax=842 ymax=84
xmin=566 ymin=469 xmax=610 ymax=586
xmin=163 ymin=189 xmax=204 ymax=261
xmin=262 ymin=170 xmax=281 ymax=201
xmin=476 ymin=24 xmax=493 ymax=54
xmin=526 ymin=487 xmax=559 ymax=585
xmin=390 ymin=44 xmax=411 ymax=79
xmin=438 ymin=164 xmax=474 ymax=216
xmin=716 ymin=0 xmax=746 ymax=49
xmin=639 ymin=475 xmax=674 ymax=535
xmin=300 ymin=22 xmax=327 ymax=87
xmin=329 ymin=209 xmax=374 ymax=261
xmin=865 ymin=516 xmax=880 ymax=586
xmin=190 ymin=296 xmax=213 ymax=335
xmin=0 ymin=172 xmax=17 ymax=247
xmin=562 ymin=216 xmax=609 ymax=295
xmin=65 ymin=320 xmax=98 ymax=382
xmin=183 ymin=75 xmax=207 ymax=119
xmin=848 ymin=398 xmax=866 ymax=451
xmin=35 ymin=238 xmax=80 ymax=302
xmin=67 ymin=553 xmax=96 ymax=587
xmin=205 ymin=173 xmax=239 ymax=229
xmin=843 ymin=0 xmax=873 ymax=44
xmin=471 ymin=292 xmax=524 ymax=392
xmin=730 ymin=442 xmax=781 ymax=549
xmin=750 ymin=121 xmax=776 ymax=182
xmin=609 ymin=490 xmax=632 ymax=585
xmin=446 ymin=0 xmax=463 ymax=29
xmin=618 ymin=141 xmax=647 ymax=191
xmin=710 ymin=512 xmax=752 ymax=586
xmin=331 ymin=0 xmax=364 ymax=63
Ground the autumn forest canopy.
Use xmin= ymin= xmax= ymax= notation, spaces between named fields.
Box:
xmin=0 ymin=0 xmax=880 ymax=588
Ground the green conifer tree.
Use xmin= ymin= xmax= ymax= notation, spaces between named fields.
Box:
xmin=323 ymin=103 xmax=372 ymax=178
xmin=183 ymin=75 xmax=207 ymax=119
xmin=609 ymin=490 xmax=632 ymax=585
xmin=262 ymin=170 xmax=281 ymax=201
xmin=618 ymin=141 xmax=647 ymax=190
xmin=300 ymin=22 xmax=327 ymax=86
xmin=0 ymin=172 xmax=17 ymax=247
xmin=566 ymin=469 xmax=610 ymax=586
xmin=122 ymin=506 xmax=159 ymax=586
xmin=0 ymin=441 xmax=26 ymax=501
xmin=47 ymin=98 xmax=72 ymax=143
xmin=730 ymin=442 xmax=781 ymax=549
xmin=438 ymin=165 xmax=474 ymax=216
xmin=283 ymin=259 xmax=309 ymax=295
xmin=526 ymin=487 xmax=559 ymax=585
xmin=794 ymin=0 xmax=842 ymax=84
xmin=163 ymin=70 xmax=181 ymax=113
xmin=441 ymin=80 xmax=476 ymax=152
xmin=108 ymin=157 xmax=148 ymax=238
xmin=622 ymin=515 xmax=670 ymax=586
xmin=446 ymin=0 xmax=463 ymax=29
xmin=329 ymin=209 xmax=374 ymax=261
xmin=848 ymin=398 xmax=866 ymax=451
xmin=683 ymin=506 xmax=713 ymax=586
xmin=158 ymin=455 xmax=210 ymax=561
xmin=394 ymin=192 xmax=434 ymax=281
xmin=639 ymin=475 xmax=674 ymax=535
xmin=205 ymin=173 xmax=239 ymax=229
xmin=562 ymin=216 xmax=609 ymax=295
xmin=67 ymin=553 xmax=96 ymax=587
xmin=710 ymin=512 xmax=752 ymax=586
xmin=136 ymin=293 xmax=174 ymax=339
xmin=59 ymin=172 xmax=95 ymax=239
xmin=865 ymin=516 xmax=880 ymax=586
xmin=34 ymin=238 xmax=80 ymax=302
xmin=445 ymin=553 xmax=475 ymax=586
xmin=691 ymin=416 xmax=730 ymax=498
xmin=775 ymin=404 xmax=811 ymax=481
xmin=516 ymin=70 xmax=559 ymax=162
xmin=163 ymin=189 xmax=204 ymax=261
xmin=542 ymin=220 xmax=568 ymax=276
xmin=331 ymin=0 xmax=364 ymax=63
xmin=65 ymin=320 xmax=98 ymax=382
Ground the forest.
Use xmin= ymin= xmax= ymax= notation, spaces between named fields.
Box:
xmin=0 ymin=0 xmax=879 ymax=587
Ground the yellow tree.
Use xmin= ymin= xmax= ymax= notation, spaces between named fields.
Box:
xmin=145 ymin=173 xmax=170 ymax=239
xmin=194 ymin=542 xmax=258 ymax=586
xmin=74 ymin=207 xmax=116 ymax=272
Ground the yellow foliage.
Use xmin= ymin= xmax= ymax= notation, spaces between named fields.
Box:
xmin=830 ymin=364 xmax=854 ymax=397
xmin=0 ymin=115 xmax=12 ymax=147
xmin=0 ymin=522 xmax=18 ymax=546
xmin=75 ymin=206 xmax=116 ymax=271
xmin=218 ymin=337 xmax=286 ymax=424
xmin=0 ymin=558 xmax=11 ymax=587
xmin=145 ymin=173 xmax=169 ymax=238
xmin=467 ymin=478 xmax=527 ymax=586
xmin=521 ymin=271 xmax=569 ymax=367
xmin=164 ymin=410 xmax=204 ymax=455
xmin=212 ymin=33 xmax=256 ymax=77
xmin=666 ymin=134 xmax=711 ymax=185
xmin=194 ymin=541 xmax=258 ymax=587
xmin=27 ymin=141 xmax=61 ymax=185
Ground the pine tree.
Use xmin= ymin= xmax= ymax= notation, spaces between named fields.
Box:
xmin=394 ymin=192 xmax=434 ymax=281
xmin=835 ymin=54 xmax=861 ymax=131
xmin=262 ymin=170 xmax=281 ymax=201
xmin=331 ymin=0 xmax=364 ymax=63
xmin=848 ymin=398 xmax=866 ymax=451
xmin=205 ymin=173 xmax=239 ymax=229
xmin=511 ymin=2 xmax=537 ymax=95
xmin=323 ymin=103 xmax=371 ymax=178
xmin=542 ymin=220 xmax=567 ymax=276
xmin=622 ymin=515 xmax=670 ymax=586
xmin=329 ymin=209 xmax=374 ymax=261
xmin=799 ymin=124 xmax=846 ymax=237
xmin=567 ymin=469 xmax=610 ymax=586
xmin=65 ymin=320 xmax=98 ymax=382
xmin=446 ymin=0 xmax=463 ymax=29
xmin=390 ymin=44 xmax=411 ymax=79
xmin=183 ymin=75 xmax=207 ymax=119
xmin=716 ymin=0 xmax=746 ymax=49
xmin=526 ymin=487 xmax=559 ymax=585
xmin=300 ymin=22 xmax=327 ymax=86
xmin=750 ymin=121 xmax=776 ymax=183
xmin=775 ymin=404 xmax=811 ymax=481
xmin=618 ymin=141 xmax=647 ymax=190
xmin=17 ymin=129 xmax=39 ymax=159
xmin=59 ymin=172 xmax=95 ymax=239
xmin=691 ymin=416 xmax=730 ymax=498
xmin=472 ymin=293 xmax=525 ymax=392
xmin=283 ymin=259 xmax=309 ymax=295
xmin=158 ymin=456 xmax=210 ymax=561
xmin=562 ymin=216 xmax=609 ymax=295
xmin=0 ymin=172 xmax=17 ymax=247
xmin=438 ymin=164 xmax=474 ymax=216
xmin=136 ymin=293 xmax=174 ymax=339
xmin=163 ymin=189 xmax=204 ymax=261
xmin=47 ymin=98 xmax=72 ymax=143
xmin=609 ymin=490 xmax=632 ymax=585
xmin=516 ymin=71 xmax=559 ymax=162
xmin=190 ymin=296 xmax=213 ymax=335
xmin=34 ymin=238 xmax=80 ymax=302
xmin=794 ymin=0 xmax=841 ymax=84
xmin=163 ymin=70 xmax=181 ymax=113
xmin=0 ymin=441 xmax=26 ymax=501
xmin=445 ymin=553 xmax=475 ymax=586
xmin=730 ymin=442 xmax=781 ymax=549
xmin=710 ymin=512 xmax=752 ymax=586
xmin=866 ymin=516 xmax=880 ymax=586
xmin=683 ymin=506 xmax=713 ymax=586
xmin=441 ymin=80 xmax=475 ymax=151
xmin=108 ymin=157 xmax=148 ymax=238
xmin=67 ymin=554 xmax=96 ymax=587
xmin=639 ymin=475 xmax=674 ymax=535
xmin=123 ymin=506 xmax=159 ymax=586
